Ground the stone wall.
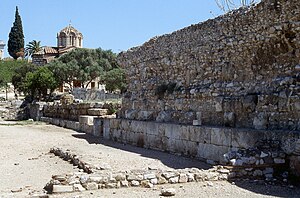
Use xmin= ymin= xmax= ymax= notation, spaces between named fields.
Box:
xmin=105 ymin=119 xmax=300 ymax=163
xmin=72 ymin=88 xmax=121 ymax=101
xmin=43 ymin=102 xmax=119 ymax=121
xmin=117 ymin=0 xmax=300 ymax=131
xmin=40 ymin=116 xmax=300 ymax=176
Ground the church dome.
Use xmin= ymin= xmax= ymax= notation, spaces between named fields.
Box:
xmin=57 ymin=24 xmax=83 ymax=48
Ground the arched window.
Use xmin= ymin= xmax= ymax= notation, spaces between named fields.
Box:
xmin=70 ymin=32 xmax=76 ymax=46
xmin=59 ymin=32 xmax=67 ymax=47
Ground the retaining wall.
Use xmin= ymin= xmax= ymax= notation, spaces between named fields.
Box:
xmin=117 ymin=0 xmax=300 ymax=131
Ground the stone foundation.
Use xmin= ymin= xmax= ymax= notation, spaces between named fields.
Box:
xmin=41 ymin=116 xmax=300 ymax=178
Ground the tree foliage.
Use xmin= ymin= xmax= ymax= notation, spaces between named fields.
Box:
xmin=48 ymin=48 xmax=123 ymax=90
xmin=8 ymin=6 xmax=24 ymax=59
xmin=0 ymin=59 xmax=26 ymax=87
xmin=215 ymin=0 xmax=259 ymax=12
xmin=12 ymin=62 xmax=37 ymax=92
xmin=22 ymin=67 xmax=57 ymax=100
xmin=103 ymin=68 xmax=126 ymax=93
xmin=25 ymin=40 xmax=41 ymax=58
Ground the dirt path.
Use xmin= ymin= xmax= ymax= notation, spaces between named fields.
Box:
xmin=0 ymin=123 xmax=299 ymax=198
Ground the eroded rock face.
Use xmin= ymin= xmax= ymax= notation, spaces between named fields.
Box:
xmin=117 ymin=0 xmax=300 ymax=131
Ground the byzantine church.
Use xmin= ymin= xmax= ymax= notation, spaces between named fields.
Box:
xmin=32 ymin=24 xmax=83 ymax=66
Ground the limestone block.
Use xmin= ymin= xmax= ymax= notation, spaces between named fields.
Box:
xmin=52 ymin=118 xmax=60 ymax=126
xmin=79 ymin=116 xmax=95 ymax=126
xmin=253 ymin=112 xmax=268 ymax=130
xmin=188 ymin=126 xmax=210 ymax=144
xmin=141 ymin=180 xmax=154 ymax=188
xmin=130 ymin=120 xmax=144 ymax=133
xmin=210 ymin=127 xmax=232 ymax=147
xmin=231 ymin=129 xmax=262 ymax=149
xmin=143 ymin=173 xmax=156 ymax=180
xmin=161 ymin=188 xmax=176 ymax=196
xmin=179 ymin=174 xmax=188 ymax=183
xmin=179 ymin=125 xmax=190 ymax=140
xmin=197 ymin=143 xmax=230 ymax=162
xmin=147 ymin=134 xmax=162 ymax=150
xmin=73 ymin=184 xmax=86 ymax=192
xmin=110 ymin=119 xmax=121 ymax=129
xmin=87 ymin=108 xmax=108 ymax=116
xmin=85 ymin=182 xmax=98 ymax=190
xmin=81 ymin=124 xmax=94 ymax=134
xmin=130 ymin=180 xmax=140 ymax=186
xmin=52 ymin=185 xmax=74 ymax=193
xmin=103 ymin=119 xmax=110 ymax=140
xmin=193 ymin=120 xmax=202 ymax=126
xmin=59 ymin=119 xmax=66 ymax=127
xmin=169 ymin=177 xmax=179 ymax=184
xmin=145 ymin=122 xmax=159 ymax=135
xmin=93 ymin=118 xmax=103 ymax=137
xmin=66 ymin=121 xmax=80 ymax=131
xmin=164 ymin=124 xmax=181 ymax=140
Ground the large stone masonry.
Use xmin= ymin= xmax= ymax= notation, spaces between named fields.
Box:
xmin=117 ymin=0 xmax=300 ymax=131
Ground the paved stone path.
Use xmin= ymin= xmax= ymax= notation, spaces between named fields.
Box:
xmin=0 ymin=122 xmax=299 ymax=197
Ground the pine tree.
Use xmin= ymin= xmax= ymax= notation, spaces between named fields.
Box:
xmin=8 ymin=6 xmax=24 ymax=59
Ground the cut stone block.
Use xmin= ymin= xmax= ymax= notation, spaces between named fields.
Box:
xmin=87 ymin=108 xmax=108 ymax=116
xmin=193 ymin=120 xmax=202 ymax=126
xmin=52 ymin=185 xmax=74 ymax=193
xmin=79 ymin=115 xmax=96 ymax=125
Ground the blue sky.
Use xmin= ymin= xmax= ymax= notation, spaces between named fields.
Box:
xmin=1 ymin=0 xmax=224 ymax=57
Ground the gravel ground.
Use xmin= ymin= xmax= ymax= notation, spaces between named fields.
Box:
xmin=0 ymin=122 xmax=299 ymax=198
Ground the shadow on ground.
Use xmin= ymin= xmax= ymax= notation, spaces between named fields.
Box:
xmin=72 ymin=132 xmax=300 ymax=198
xmin=72 ymin=133 xmax=211 ymax=170
xmin=232 ymin=180 xmax=300 ymax=198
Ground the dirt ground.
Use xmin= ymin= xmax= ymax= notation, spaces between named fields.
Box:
xmin=0 ymin=122 xmax=299 ymax=198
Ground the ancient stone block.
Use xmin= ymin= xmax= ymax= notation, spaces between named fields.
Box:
xmin=197 ymin=143 xmax=230 ymax=162
xmin=224 ymin=112 xmax=236 ymax=127
xmin=79 ymin=116 xmax=95 ymax=126
xmin=253 ymin=113 xmax=268 ymax=130
xmin=231 ymin=129 xmax=262 ymax=149
xmin=52 ymin=185 xmax=74 ymax=193
xmin=188 ymin=126 xmax=210 ymax=144
xmin=87 ymin=108 xmax=108 ymax=116
xmin=93 ymin=118 xmax=103 ymax=137
xmin=210 ymin=127 xmax=231 ymax=147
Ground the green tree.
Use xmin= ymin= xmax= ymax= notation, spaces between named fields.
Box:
xmin=47 ymin=59 xmax=79 ymax=90
xmin=0 ymin=59 xmax=27 ymax=87
xmin=11 ymin=62 xmax=37 ymax=92
xmin=25 ymin=40 xmax=41 ymax=58
xmin=23 ymin=67 xmax=58 ymax=100
xmin=8 ymin=6 xmax=24 ymax=59
xmin=52 ymin=48 xmax=118 ymax=89
xmin=102 ymin=68 xmax=126 ymax=93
